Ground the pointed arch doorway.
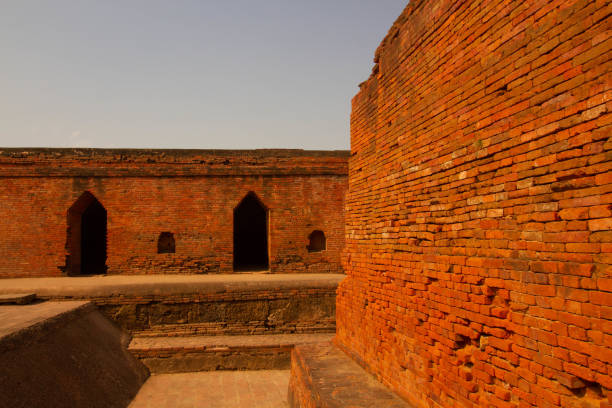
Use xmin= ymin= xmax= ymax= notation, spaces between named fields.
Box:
xmin=67 ymin=191 xmax=107 ymax=275
xmin=233 ymin=192 xmax=269 ymax=271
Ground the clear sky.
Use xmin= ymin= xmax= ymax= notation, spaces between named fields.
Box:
xmin=0 ymin=1 xmax=407 ymax=150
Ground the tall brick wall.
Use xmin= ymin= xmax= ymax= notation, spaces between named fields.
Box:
xmin=336 ymin=1 xmax=611 ymax=407
xmin=0 ymin=149 xmax=348 ymax=277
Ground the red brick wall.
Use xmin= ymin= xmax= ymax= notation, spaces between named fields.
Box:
xmin=0 ymin=149 xmax=348 ymax=277
xmin=336 ymin=1 xmax=611 ymax=407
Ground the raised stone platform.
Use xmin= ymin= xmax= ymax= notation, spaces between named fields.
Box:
xmin=288 ymin=342 xmax=411 ymax=408
xmin=0 ymin=274 xmax=343 ymax=335
xmin=0 ymin=301 xmax=148 ymax=408
xmin=130 ymin=332 xmax=334 ymax=373
xmin=0 ymin=273 xmax=344 ymax=296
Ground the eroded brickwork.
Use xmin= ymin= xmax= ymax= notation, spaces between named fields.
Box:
xmin=39 ymin=288 xmax=337 ymax=336
xmin=336 ymin=1 xmax=611 ymax=407
xmin=0 ymin=149 xmax=348 ymax=277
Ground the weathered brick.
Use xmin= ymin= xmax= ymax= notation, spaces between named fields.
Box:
xmin=0 ymin=149 xmax=348 ymax=277
xmin=588 ymin=217 xmax=612 ymax=231
xmin=336 ymin=0 xmax=612 ymax=406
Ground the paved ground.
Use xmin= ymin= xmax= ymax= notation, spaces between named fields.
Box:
xmin=0 ymin=273 xmax=344 ymax=297
xmin=129 ymin=370 xmax=290 ymax=408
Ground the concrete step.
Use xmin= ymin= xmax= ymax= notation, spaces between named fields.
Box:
xmin=128 ymin=332 xmax=334 ymax=374
xmin=0 ymin=293 xmax=36 ymax=305
xmin=132 ymin=320 xmax=335 ymax=337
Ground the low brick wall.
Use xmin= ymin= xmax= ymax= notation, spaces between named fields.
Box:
xmin=0 ymin=274 xmax=342 ymax=335
xmin=66 ymin=288 xmax=337 ymax=335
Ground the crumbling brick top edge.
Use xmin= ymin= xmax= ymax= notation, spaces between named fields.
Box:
xmin=0 ymin=147 xmax=351 ymax=163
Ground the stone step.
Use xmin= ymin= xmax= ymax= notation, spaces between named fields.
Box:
xmin=132 ymin=320 xmax=335 ymax=337
xmin=289 ymin=341 xmax=412 ymax=407
xmin=129 ymin=332 xmax=334 ymax=374
xmin=0 ymin=293 xmax=36 ymax=305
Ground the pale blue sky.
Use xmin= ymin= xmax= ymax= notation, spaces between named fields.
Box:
xmin=0 ymin=1 xmax=406 ymax=149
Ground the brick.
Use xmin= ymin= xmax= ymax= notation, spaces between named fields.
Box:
xmin=590 ymin=291 xmax=612 ymax=307
xmin=595 ymin=171 xmax=612 ymax=185
xmin=565 ymin=243 xmax=600 ymax=253
xmin=558 ymin=207 xmax=589 ymax=220
xmin=597 ymin=278 xmax=612 ymax=292
xmin=588 ymin=217 xmax=612 ymax=231
xmin=558 ymin=263 xmax=594 ymax=277
xmin=589 ymin=205 xmax=612 ymax=218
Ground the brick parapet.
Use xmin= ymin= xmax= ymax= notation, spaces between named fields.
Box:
xmin=0 ymin=148 xmax=349 ymax=177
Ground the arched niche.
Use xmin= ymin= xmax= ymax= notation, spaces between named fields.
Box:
xmin=307 ymin=230 xmax=326 ymax=252
xmin=157 ymin=232 xmax=176 ymax=254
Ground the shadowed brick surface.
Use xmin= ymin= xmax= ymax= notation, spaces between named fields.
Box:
xmin=0 ymin=301 xmax=148 ymax=408
xmin=0 ymin=300 xmax=89 ymax=339
xmin=129 ymin=370 xmax=290 ymax=408
xmin=337 ymin=0 xmax=612 ymax=407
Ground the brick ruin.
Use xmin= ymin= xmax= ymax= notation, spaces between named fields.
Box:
xmin=336 ymin=0 xmax=611 ymax=407
xmin=0 ymin=148 xmax=348 ymax=278
xmin=0 ymin=1 xmax=611 ymax=407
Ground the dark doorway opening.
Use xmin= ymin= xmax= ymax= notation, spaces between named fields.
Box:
xmin=67 ymin=192 xmax=107 ymax=275
xmin=233 ymin=192 xmax=269 ymax=271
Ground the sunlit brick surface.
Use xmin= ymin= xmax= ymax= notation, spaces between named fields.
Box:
xmin=336 ymin=0 xmax=611 ymax=407
xmin=0 ymin=149 xmax=348 ymax=277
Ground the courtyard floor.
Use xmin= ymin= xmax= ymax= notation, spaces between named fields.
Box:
xmin=128 ymin=370 xmax=290 ymax=408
